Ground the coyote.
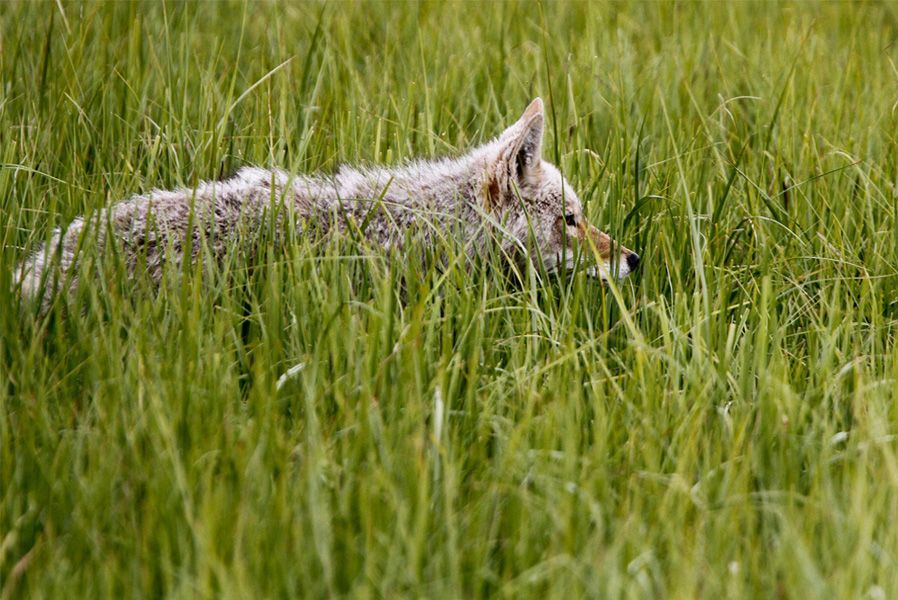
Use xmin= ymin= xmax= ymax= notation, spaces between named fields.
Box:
xmin=16 ymin=98 xmax=639 ymax=305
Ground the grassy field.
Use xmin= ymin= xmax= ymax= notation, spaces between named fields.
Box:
xmin=3 ymin=0 xmax=898 ymax=597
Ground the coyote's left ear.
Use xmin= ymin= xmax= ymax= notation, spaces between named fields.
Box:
xmin=497 ymin=98 xmax=544 ymax=184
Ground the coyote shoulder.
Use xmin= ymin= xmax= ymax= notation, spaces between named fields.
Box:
xmin=16 ymin=98 xmax=639 ymax=305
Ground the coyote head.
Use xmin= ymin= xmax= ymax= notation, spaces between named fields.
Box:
xmin=480 ymin=98 xmax=639 ymax=281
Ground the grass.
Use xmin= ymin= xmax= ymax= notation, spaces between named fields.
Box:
xmin=2 ymin=0 xmax=898 ymax=596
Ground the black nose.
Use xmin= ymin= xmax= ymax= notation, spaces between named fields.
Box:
xmin=626 ymin=253 xmax=640 ymax=271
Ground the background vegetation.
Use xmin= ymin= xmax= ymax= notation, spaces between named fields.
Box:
xmin=3 ymin=1 xmax=898 ymax=596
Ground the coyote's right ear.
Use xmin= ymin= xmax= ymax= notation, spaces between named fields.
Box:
xmin=496 ymin=98 xmax=545 ymax=186
xmin=482 ymin=99 xmax=546 ymax=211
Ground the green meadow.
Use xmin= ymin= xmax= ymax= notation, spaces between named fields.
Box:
xmin=3 ymin=1 xmax=898 ymax=596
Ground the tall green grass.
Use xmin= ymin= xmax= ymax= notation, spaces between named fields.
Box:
xmin=3 ymin=1 xmax=898 ymax=596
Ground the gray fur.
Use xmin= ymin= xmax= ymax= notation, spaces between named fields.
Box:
xmin=15 ymin=98 xmax=638 ymax=307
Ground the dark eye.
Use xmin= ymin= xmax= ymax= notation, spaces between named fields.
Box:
xmin=564 ymin=213 xmax=577 ymax=227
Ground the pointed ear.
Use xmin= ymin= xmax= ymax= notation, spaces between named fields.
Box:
xmin=497 ymin=98 xmax=545 ymax=184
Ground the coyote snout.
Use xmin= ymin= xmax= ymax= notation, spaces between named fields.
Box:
xmin=16 ymin=98 xmax=638 ymax=306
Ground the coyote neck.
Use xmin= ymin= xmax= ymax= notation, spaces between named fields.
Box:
xmin=280 ymin=153 xmax=491 ymax=248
